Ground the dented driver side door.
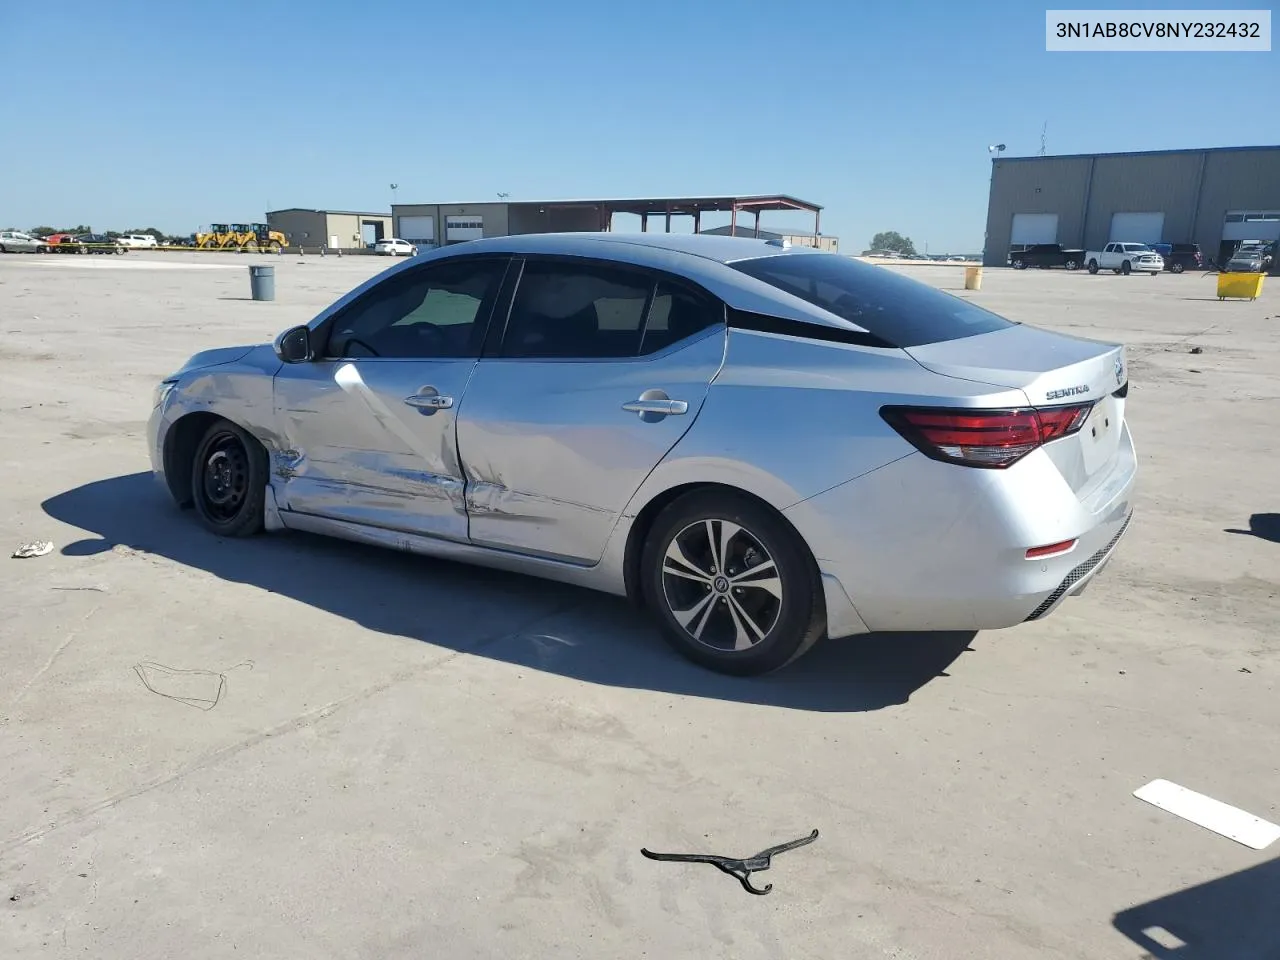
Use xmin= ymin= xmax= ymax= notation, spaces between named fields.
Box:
xmin=271 ymin=256 xmax=510 ymax=540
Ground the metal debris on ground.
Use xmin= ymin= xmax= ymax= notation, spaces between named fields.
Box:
xmin=133 ymin=659 xmax=253 ymax=711
xmin=641 ymin=829 xmax=819 ymax=895
xmin=12 ymin=541 xmax=54 ymax=559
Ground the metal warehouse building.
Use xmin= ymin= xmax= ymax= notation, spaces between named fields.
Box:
xmin=391 ymin=194 xmax=825 ymax=250
xmin=983 ymin=145 xmax=1280 ymax=267
xmin=265 ymin=208 xmax=393 ymax=250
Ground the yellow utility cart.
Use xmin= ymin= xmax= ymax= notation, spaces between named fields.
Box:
xmin=1216 ymin=272 xmax=1265 ymax=301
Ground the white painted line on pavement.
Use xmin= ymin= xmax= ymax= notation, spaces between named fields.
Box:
xmin=1134 ymin=779 xmax=1280 ymax=850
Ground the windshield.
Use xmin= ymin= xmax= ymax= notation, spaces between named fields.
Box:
xmin=730 ymin=253 xmax=1016 ymax=348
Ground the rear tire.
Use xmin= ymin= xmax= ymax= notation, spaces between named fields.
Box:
xmin=641 ymin=491 xmax=825 ymax=676
xmin=190 ymin=420 xmax=267 ymax=538
xmin=1171 ymin=262 xmax=1184 ymax=273
xmin=1087 ymin=260 xmax=1099 ymax=274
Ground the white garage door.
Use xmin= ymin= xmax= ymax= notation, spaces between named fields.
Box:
xmin=445 ymin=216 xmax=484 ymax=243
xmin=1010 ymin=213 xmax=1059 ymax=244
xmin=398 ymin=216 xmax=436 ymax=246
xmin=1223 ymin=210 xmax=1280 ymax=242
xmin=1109 ymin=212 xmax=1164 ymax=243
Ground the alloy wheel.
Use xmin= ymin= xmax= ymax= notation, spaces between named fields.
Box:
xmin=661 ymin=519 xmax=783 ymax=652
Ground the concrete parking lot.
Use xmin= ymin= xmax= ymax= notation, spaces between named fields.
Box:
xmin=2 ymin=251 xmax=1277 ymax=958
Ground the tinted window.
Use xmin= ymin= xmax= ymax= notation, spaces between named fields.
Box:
xmin=730 ymin=253 xmax=1015 ymax=348
xmin=641 ymin=282 xmax=722 ymax=354
xmin=324 ymin=259 xmax=505 ymax=360
xmin=502 ymin=261 xmax=651 ymax=358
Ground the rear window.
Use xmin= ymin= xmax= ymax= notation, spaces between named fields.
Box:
xmin=730 ymin=253 xmax=1015 ymax=348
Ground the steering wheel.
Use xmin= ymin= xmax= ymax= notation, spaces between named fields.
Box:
xmin=412 ymin=323 xmax=448 ymax=348
xmin=344 ymin=337 xmax=380 ymax=357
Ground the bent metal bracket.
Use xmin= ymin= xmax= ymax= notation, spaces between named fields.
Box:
xmin=640 ymin=829 xmax=819 ymax=895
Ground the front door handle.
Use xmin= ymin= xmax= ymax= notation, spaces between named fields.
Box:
xmin=622 ymin=399 xmax=688 ymax=415
xmin=404 ymin=393 xmax=454 ymax=410
xmin=622 ymin=398 xmax=688 ymax=417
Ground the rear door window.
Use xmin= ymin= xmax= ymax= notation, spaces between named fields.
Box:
xmin=730 ymin=253 xmax=1015 ymax=348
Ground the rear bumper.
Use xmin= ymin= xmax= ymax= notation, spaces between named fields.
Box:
xmin=785 ymin=422 xmax=1137 ymax=634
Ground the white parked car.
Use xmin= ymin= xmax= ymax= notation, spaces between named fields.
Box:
xmin=1085 ymin=242 xmax=1164 ymax=276
xmin=374 ymin=238 xmax=416 ymax=257
xmin=118 ymin=234 xmax=159 ymax=248
xmin=0 ymin=230 xmax=49 ymax=253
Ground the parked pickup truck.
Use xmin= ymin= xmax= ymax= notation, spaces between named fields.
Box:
xmin=1008 ymin=243 xmax=1086 ymax=270
xmin=1085 ymin=242 xmax=1164 ymax=276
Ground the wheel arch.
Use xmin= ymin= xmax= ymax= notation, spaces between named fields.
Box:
xmin=620 ymin=481 xmax=822 ymax=611
xmin=163 ymin=410 xmax=267 ymax=507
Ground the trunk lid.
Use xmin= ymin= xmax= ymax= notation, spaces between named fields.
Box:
xmin=905 ymin=325 xmax=1128 ymax=491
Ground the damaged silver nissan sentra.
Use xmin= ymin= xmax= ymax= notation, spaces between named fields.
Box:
xmin=149 ymin=232 xmax=1135 ymax=675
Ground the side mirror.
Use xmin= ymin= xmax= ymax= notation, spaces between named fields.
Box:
xmin=274 ymin=325 xmax=312 ymax=363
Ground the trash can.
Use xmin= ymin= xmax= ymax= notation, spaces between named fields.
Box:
xmin=964 ymin=266 xmax=983 ymax=291
xmin=249 ymin=264 xmax=275 ymax=302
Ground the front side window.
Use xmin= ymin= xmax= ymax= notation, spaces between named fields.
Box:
xmin=730 ymin=253 xmax=1015 ymax=348
xmin=324 ymin=258 xmax=506 ymax=360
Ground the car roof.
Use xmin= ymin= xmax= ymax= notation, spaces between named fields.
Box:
xmin=314 ymin=232 xmax=874 ymax=335
xmin=451 ymin=231 xmax=815 ymax=265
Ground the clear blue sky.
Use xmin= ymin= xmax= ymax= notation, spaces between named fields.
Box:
xmin=2 ymin=0 xmax=1275 ymax=251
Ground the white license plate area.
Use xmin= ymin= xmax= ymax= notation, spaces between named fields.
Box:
xmin=1080 ymin=395 xmax=1120 ymax=476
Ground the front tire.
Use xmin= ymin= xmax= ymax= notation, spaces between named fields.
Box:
xmin=1066 ymin=259 xmax=1079 ymax=270
xmin=1012 ymin=259 xmax=1026 ymax=270
xmin=190 ymin=421 xmax=267 ymax=538
xmin=641 ymin=491 xmax=825 ymax=676
xmin=1171 ymin=262 xmax=1185 ymax=274
xmin=1121 ymin=260 xmax=1132 ymax=275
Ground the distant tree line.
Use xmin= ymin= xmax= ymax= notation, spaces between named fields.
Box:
xmin=23 ymin=225 xmax=177 ymax=241
xmin=868 ymin=231 xmax=917 ymax=256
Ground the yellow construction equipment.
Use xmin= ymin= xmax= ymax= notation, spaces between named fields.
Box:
xmin=194 ymin=222 xmax=287 ymax=251
xmin=240 ymin=223 xmax=287 ymax=253
xmin=195 ymin=224 xmax=237 ymax=249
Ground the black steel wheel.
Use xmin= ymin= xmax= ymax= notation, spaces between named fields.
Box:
xmin=641 ymin=491 xmax=825 ymax=675
xmin=190 ymin=420 xmax=266 ymax=537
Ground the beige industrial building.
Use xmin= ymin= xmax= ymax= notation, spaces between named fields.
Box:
xmin=265 ymin=208 xmax=393 ymax=251
xmin=698 ymin=224 xmax=839 ymax=251
xmin=390 ymin=194 xmax=826 ymax=249
xmin=984 ymin=145 xmax=1280 ymax=267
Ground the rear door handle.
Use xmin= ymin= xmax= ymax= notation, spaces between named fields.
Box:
xmin=622 ymin=398 xmax=688 ymax=416
xmin=404 ymin=393 xmax=454 ymax=410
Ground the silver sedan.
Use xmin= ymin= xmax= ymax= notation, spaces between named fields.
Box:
xmin=148 ymin=233 xmax=1136 ymax=675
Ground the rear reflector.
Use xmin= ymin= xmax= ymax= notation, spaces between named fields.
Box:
xmin=880 ymin=404 xmax=1093 ymax=468
xmin=1026 ymin=539 xmax=1078 ymax=559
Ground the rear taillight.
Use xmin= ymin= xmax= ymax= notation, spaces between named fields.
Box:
xmin=880 ymin=404 xmax=1093 ymax=468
